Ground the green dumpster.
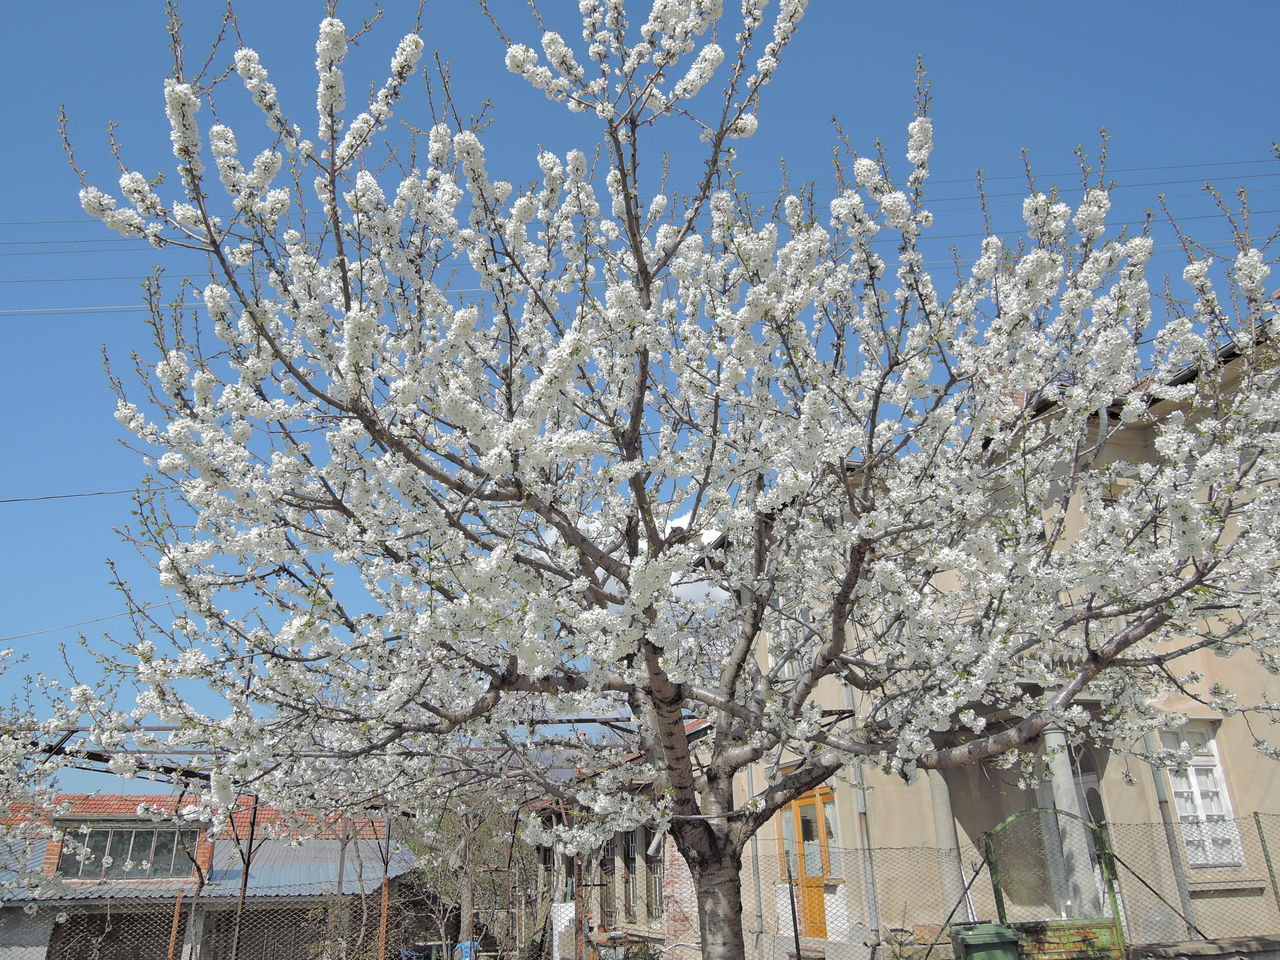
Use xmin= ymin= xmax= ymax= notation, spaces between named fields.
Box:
xmin=951 ymin=922 xmax=1021 ymax=960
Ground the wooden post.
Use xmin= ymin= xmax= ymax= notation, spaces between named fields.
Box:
xmin=378 ymin=875 xmax=391 ymax=960
xmin=229 ymin=795 xmax=259 ymax=960
xmin=573 ymin=855 xmax=585 ymax=960
xmin=167 ymin=889 xmax=185 ymax=960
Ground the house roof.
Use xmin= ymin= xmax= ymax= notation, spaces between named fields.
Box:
xmin=1 ymin=795 xmax=417 ymax=904
xmin=204 ymin=836 xmax=418 ymax=898
xmin=3 ymin=795 xmax=391 ymax=839
xmin=1 ymin=837 xmax=417 ymax=904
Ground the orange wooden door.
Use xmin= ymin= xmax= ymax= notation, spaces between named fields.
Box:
xmin=780 ymin=788 xmax=839 ymax=939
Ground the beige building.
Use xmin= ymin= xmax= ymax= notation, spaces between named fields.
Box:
xmin=550 ymin=357 xmax=1280 ymax=959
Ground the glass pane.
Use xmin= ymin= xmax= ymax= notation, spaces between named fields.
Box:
xmin=823 ymin=799 xmax=839 ymax=848
xmin=1183 ymin=822 xmax=1209 ymax=865
xmin=799 ymin=805 xmax=822 ymax=877
xmin=61 ymin=830 xmax=106 ymax=878
xmin=151 ymin=831 xmax=177 ymax=877
xmin=104 ymin=830 xmax=132 ymax=878
xmin=83 ymin=830 xmax=109 ymax=878
xmin=124 ymin=831 xmax=152 ymax=878
xmin=781 ymin=805 xmax=797 ymax=875
xmin=1160 ymin=731 xmax=1183 ymax=752
xmin=1194 ymin=768 xmax=1226 ymax=816
xmin=176 ymin=830 xmax=200 ymax=874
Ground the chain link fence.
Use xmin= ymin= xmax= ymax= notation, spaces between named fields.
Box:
xmin=0 ymin=876 xmax=544 ymax=960
xmin=3 ymin=816 xmax=1280 ymax=959
xmin=0 ymin=880 xmax=397 ymax=959
xmin=1106 ymin=813 xmax=1280 ymax=945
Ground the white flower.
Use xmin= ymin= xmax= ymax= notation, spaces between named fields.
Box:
xmin=163 ymin=80 xmax=203 ymax=180
xmin=906 ymin=117 xmax=932 ymax=168
xmin=728 ymin=114 xmax=758 ymax=138
xmin=853 ymin=157 xmax=883 ymax=191
xmin=673 ymin=43 xmax=724 ymax=99
xmin=879 ymin=191 xmax=912 ymax=230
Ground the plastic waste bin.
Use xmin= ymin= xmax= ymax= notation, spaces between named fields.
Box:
xmin=950 ymin=922 xmax=1021 ymax=960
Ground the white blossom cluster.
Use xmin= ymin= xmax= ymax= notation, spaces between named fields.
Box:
xmin=66 ymin=3 xmax=1280 ymax=922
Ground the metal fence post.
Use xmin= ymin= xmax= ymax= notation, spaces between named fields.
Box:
xmin=983 ymin=833 xmax=1007 ymax=926
xmin=1096 ymin=823 xmax=1126 ymax=943
xmin=1254 ymin=812 xmax=1280 ymax=922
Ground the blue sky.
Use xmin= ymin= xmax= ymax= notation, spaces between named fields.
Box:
xmin=1 ymin=1 xmax=1276 ymax=792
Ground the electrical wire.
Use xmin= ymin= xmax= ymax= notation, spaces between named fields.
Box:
xmin=0 ymin=156 xmax=1272 ymax=229
xmin=0 ymin=489 xmax=137 ymax=504
xmin=0 ymin=167 xmax=1275 ymax=252
xmin=0 ymin=234 xmax=1268 ymax=321
xmin=0 ymin=601 xmax=178 ymax=644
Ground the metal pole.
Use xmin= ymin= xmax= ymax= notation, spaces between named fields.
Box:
xmin=745 ymin=766 xmax=766 ymax=960
xmin=844 ymin=683 xmax=882 ymax=950
xmin=1143 ymin=732 xmax=1199 ymax=938
xmin=1096 ymin=824 xmax=1126 ymax=945
xmin=1254 ymin=812 xmax=1280 ymax=922
xmin=785 ymin=847 xmax=804 ymax=960
xmin=983 ymin=833 xmax=1007 ymax=926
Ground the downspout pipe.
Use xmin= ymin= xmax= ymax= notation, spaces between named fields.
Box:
xmin=746 ymin=765 xmax=766 ymax=960
xmin=853 ymin=763 xmax=881 ymax=951
xmin=847 ymin=685 xmax=881 ymax=950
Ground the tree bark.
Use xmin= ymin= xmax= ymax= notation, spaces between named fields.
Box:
xmin=692 ymin=855 xmax=748 ymax=960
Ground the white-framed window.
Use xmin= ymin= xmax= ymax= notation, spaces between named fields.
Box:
xmin=1160 ymin=725 xmax=1244 ymax=868
xmin=56 ymin=824 xmax=200 ymax=880
xmin=644 ymin=828 xmax=664 ymax=920
xmin=622 ymin=829 xmax=637 ymax=921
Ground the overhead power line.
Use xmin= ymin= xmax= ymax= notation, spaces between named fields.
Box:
xmin=0 ymin=601 xmax=178 ymax=644
xmin=0 ymin=489 xmax=137 ymax=504
xmin=0 ymin=156 xmax=1271 ymax=228
xmin=0 ymin=233 xmax=1269 ymax=322
xmin=0 ymin=167 xmax=1275 ymax=252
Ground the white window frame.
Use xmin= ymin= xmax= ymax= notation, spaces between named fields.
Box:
xmin=644 ymin=827 xmax=664 ymax=920
xmin=1160 ymin=724 xmax=1244 ymax=868
xmin=56 ymin=823 xmax=200 ymax=880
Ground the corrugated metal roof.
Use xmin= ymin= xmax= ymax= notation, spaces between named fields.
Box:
xmin=203 ymin=838 xmax=418 ymax=898
xmin=1 ymin=838 xmax=417 ymax=903
xmin=0 ymin=838 xmax=50 ymax=886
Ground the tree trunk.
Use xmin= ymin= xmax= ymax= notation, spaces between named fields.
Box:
xmin=692 ymin=855 xmax=748 ymax=960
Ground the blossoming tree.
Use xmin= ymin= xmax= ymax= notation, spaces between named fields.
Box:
xmin=68 ymin=2 xmax=1280 ymax=955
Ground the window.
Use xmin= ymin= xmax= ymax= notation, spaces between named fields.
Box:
xmin=1160 ymin=726 xmax=1244 ymax=867
xmin=621 ymin=830 xmax=637 ymax=921
xmin=57 ymin=825 xmax=199 ymax=880
xmin=598 ymin=836 xmax=616 ymax=928
xmin=644 ymin=828 xmax=664 ymax=920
